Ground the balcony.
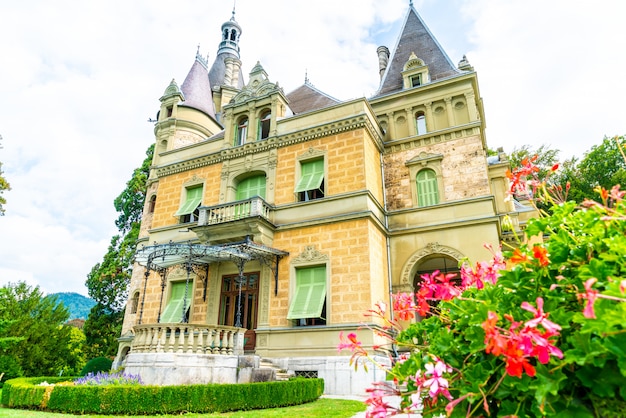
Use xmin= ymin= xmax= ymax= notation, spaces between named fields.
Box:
xmin=192 ymin=197 xmax=276 ymax=245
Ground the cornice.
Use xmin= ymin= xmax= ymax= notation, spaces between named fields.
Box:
xmin=384 ymin=122 xmax=481 ymax=154
xmin=155 ymin=114 xmax=383 ymax=177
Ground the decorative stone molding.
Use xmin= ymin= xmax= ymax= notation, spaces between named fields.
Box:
xmin=400 ymin=242 xmax=464 ymax=285
xmin=292 ymin=245 xmax=329 ymax=264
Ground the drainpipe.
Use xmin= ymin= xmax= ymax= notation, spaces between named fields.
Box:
xmin=380 ymin=153 xmax=395 ymax=324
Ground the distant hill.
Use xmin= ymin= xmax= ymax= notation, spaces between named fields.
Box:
xmin=46 ymin=292 xmax=96 ymax=320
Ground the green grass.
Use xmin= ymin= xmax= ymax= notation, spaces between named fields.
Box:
xmin=0 ymin=397 xmax=365 ymax=418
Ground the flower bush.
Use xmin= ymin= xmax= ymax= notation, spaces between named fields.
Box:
xmin=340 ymin=159 xmax=626 ymax=417
xmin=74 ymin=370 xmax=143 ymax=386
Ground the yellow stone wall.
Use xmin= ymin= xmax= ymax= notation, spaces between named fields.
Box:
xmin=151 ymin=165 xmax=222 ymax=229
xmin=269 ymin=218 xmax=387 ymax=327
xmin=274 ymin=130 xmax=372 ymax=205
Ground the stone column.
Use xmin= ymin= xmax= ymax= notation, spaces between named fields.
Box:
xmin=406 ymin=107 xmax=416 ymax=136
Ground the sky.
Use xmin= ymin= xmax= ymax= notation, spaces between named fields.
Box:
xmin=0 ymin=0 xmax=624 ymax=297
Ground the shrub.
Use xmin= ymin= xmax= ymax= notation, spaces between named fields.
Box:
xmin=80 ymin=356 xmax=112 ymax=376
xmin=341 ymin=156 xmax=626 ymax=416
xmin=2 ymin=376 xmax=323 ymax=414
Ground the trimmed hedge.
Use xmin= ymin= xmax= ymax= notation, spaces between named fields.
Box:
xmin=80 ymin=357 xmax=113 ymax=376
xmin=2 ymin=377 xmax=324 ymax=415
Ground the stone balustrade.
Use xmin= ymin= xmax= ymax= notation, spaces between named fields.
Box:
xmin=197 ymin=196 xmax=273 ymax=225
xmin=131 ymin=323 xmax=245 ymax=356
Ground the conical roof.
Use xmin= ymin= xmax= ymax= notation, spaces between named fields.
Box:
xmin=376 ymin=6 xmax=459 ymax=97
xmin=180 ymin=54 xmax=217 ymax=118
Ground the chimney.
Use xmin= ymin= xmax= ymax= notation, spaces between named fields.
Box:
xmin=377 ymin=46 xmax=390 ymax=80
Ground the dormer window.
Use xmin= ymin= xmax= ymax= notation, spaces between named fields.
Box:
xmin=236 ymin=117 xmax=248 ymax=146
xmin=402 ymin=52 xmax=430 ymax=90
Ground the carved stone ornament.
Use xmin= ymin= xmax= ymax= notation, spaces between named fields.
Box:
xmin=292 ymin=245 xmax=328 ymax=263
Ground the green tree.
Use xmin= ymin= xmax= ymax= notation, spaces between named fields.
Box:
xmin=0 ymin=282 xmax=82 ymax=377
xmin=84 ymin=144 xmax=153 ymax=358
xmin=0 ymin=134 xmax=11 ymax=216
xmin=560 ymin=135 xmax=626 ymax=203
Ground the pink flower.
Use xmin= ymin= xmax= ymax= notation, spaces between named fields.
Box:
xmin=422 ymin=360 xmax=453 ymax=401
xmin=338 ymin=332 xmax=362 ymax=352
xmin=392 ymin=293 xmax=417 ymax=321
xmin=521 ymin=297 xmax=561 ymax=334
xmin=579 ymin=278 xmax=598 ymax=319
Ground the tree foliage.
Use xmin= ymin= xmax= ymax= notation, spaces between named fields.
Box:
xmin=0 ymin=282 xmax=84 ymax=377
xmin=561 ymin=135 xmax=626 ymax=203
xmin=84 ymin=144 xmax=153 ymax=358
xmin=0 ymin=133 xmax=11 ymax=216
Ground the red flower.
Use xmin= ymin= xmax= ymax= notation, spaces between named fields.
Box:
xmin=392 ymin=293 xmax=417 ymax=321
xmin=510 ymin=248 xmax=529 ymax=264
xmin=532 ymin=245 xmax=550 ymax=267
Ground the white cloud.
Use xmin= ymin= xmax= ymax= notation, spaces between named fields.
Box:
xmin=0 ymin=0 xmax=623 ymax=296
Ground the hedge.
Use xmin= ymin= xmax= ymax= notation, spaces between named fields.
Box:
xmin=1 ymin=376 xmax=324 ymax=415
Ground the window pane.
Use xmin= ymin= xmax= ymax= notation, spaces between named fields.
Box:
xmin=236 ymin=175 xmax=266 ymax=200
xmin=417 ymin=169 xmax=439 ymax=207
xmin=174 ymin=186 xmax=203 ymax=216
xmin=287 ymin=266 xmax=326 ymax=319
xmin=160 ymin=282 xmax=189 ymax=323
xmin=294 ymin=159 xmax=324 ymax=192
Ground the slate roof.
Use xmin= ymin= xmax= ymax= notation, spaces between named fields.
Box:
xmin=286 ymin=82 xmax=340 ymax=115
xmin=375 ymin=6 xmax=460 ymax=97
xmin=180 ymin=55 xmax=217 ymax=119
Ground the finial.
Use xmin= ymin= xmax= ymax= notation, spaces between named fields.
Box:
xmin=197 ymin=44 xmax=200 ymax=54
xmin=305 ymin=69 xmax=309 ymax=84
xmin=231 ymin=0 xmax=236 ymax=21
xmin=409 ymin=0 xmax=413 ymax=6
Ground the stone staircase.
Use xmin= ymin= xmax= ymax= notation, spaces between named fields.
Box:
xmin=259 ymin=358 xmax=292 ymax=381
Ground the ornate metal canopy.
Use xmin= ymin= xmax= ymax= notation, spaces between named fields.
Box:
xmin=135 ymin=237 xmax=288 ymax=270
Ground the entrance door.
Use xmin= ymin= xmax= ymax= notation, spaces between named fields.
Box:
xmin=218 ymin=272 xmax=259 ymax=351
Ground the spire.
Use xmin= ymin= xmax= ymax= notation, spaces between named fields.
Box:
xmin=375 ymin=5 xmax=459 ymax=96
xmin=209 ymin=7 xmax=245 ymax=91
xmin=180 ymin=49 xmax=217 ymax=118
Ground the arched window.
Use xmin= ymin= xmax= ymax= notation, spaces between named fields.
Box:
xmin=130 ymin=291 xmax=140 ymax=314
xmin=236 ymin=175 xmax=266 ymax=200
xmin=416 ymin=169 xmax=439 ymax=207
xmin=148 ymin=195 xmax=156 ymax=213
xmin=236 ymin=117 xmax=248 ymax=146
xmin=258 ymin=110 xmax=271 ymax=140
xmin=416 ymin=111 xmax=427 ymax=135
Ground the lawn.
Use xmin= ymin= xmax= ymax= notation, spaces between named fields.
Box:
xmin=0 ymin=396 xmax=365 ymax=418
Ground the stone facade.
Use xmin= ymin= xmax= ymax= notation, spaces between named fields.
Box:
xmin=115 ymin=4 xmax=532 ymax=395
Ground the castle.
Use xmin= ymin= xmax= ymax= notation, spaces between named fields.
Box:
xmin=114 ymin=3 xmax=530 ymax=395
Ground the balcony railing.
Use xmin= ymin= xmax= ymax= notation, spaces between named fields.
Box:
xmin=197 ymin=196 xmax=273 ymax=226
xmin=131 ymin=324 xmax=245 ymax=355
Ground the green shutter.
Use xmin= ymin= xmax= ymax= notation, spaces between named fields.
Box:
xmin=294 ymin=159 xmax=324 ymax=192
xmin=160 ymin=282 xmax=189 ymax=323
xmin=174 ymin=186 xmax=203 ymax=216
xmin=236 ymin=175 xmax=266 ymax=200
xmin=417 ymin=170 xmax=439 ymax=207
xmin=287 ymin=266 xmax=326 ymax=319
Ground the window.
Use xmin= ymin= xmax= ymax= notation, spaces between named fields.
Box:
xmin=287 ymin=266 xmax=327 ymax=326
xmin=295 ymin=159 xmax=325 ymax=202
xmin=148 ymin=195 xmax=156 ymax=213
xmin=416 ymin=169 xmax=439 ymax=207
xmin=236 ymin=175 xmax=266 ymax=200
xmin=416 ymin=111 xmax=427 ymax=135
xmin=258 ymin=110 xmax=271 ymax=140
xmin=159 ymin=281 xmax=191 ymax=323
xmin=236 ymin=117 xmax=248 ymax=146
xmin=411 ymin=74 xmax=422 ymax=87
xmin=175 ymin=185 xmax=203 ymax=223
xmin=130 ymin=291 xmax=140 ymax=314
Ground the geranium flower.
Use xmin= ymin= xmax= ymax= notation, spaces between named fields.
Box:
xmin=338 ymin=332 xmax=362 ymax=352
xmin=392 ymin=293 xmax=417 ymax=321
xmin=578 ymin=278 xmax=598 ymax=319
xmin=521 ymin=297 xmax=561 ymax=334
xmin=532 ymin=245 xmax=550 ymax=267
